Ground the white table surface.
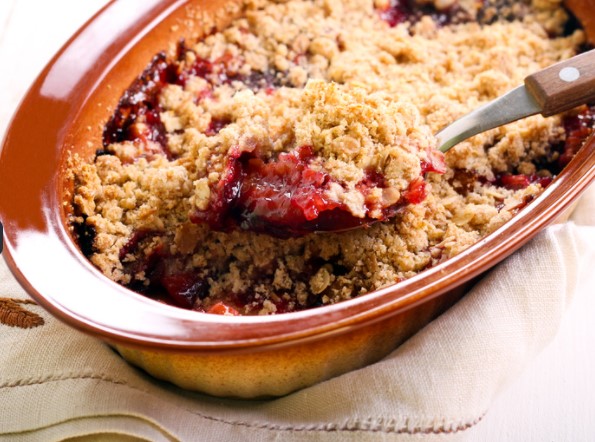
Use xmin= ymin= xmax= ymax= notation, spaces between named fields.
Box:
xmin=1 ymin=2 xmax=594 ymax=441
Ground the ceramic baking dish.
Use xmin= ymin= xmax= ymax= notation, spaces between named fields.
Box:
xmin=0 ymin=0 xmax=594 ymax=398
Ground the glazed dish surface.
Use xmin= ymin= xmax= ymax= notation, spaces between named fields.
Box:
xmin=70 ymin=0 xmax=594 ymax=315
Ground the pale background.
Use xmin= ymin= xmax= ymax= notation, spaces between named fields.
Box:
xmin=0 ymin=1 xmax=594 ymax=440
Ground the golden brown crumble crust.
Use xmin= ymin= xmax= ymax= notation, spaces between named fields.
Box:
xmin=73 ymin=0 xmax=585 ymax=314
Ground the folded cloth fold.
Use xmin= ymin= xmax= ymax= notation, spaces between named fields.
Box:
xmin=0 ymin=184 xmax=594 ymax=442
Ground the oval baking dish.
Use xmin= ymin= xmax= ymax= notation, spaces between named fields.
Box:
xmin=0 ymin=0 xmax=594 ymax=398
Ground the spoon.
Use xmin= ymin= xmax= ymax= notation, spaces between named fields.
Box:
xmin=311 ymin=49 xmax=595 ymax=234
xmin=199 ymin=50 xmax=595 ymax=237
xmin=436 ymin=48 xmax=595 ymax=152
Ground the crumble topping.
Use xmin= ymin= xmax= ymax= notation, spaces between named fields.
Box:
xmin=71 ymin=0 xmax=592 ymax=315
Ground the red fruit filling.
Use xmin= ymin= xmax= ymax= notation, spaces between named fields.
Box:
xmin=102 ymin=42 xmax=285 ymax=160
xmin=160 ymin=273 xmax=208 ymax=308
xmin=451 ymin=106 xmax=595 ymax=196
xmin=492 ymin=105 xmax=595 ymax=192
xmin=207 ymin=302 xmax=240 ymax=316
xmin=190 ymin=145 xmax=442 ymax=237
xmin=378 ymin=0 xmax=410 ymax=26
xmin=421 ymin=147 xmax=448 ymax=175
xmin=378 ymin=0 xmax=469 ymax=27
xmin=117 ymin=228 xmax=323 ymax=312
xmin=496 ymin=174 xmax=553 ymax=191
xmin=119 ymin=229 xmax=162 ymax=261
xmin=103 ymin=53 xmax=172 ymax=156
xmin=118 ymin=231 xmax=210 ymax=309
xmin=205 ymin=117 xmax=232 ymax=136
xmin=377 ymin=1 xmax=543 ymax=29
xmin=559 ymin=105 xmax=595 ymax=168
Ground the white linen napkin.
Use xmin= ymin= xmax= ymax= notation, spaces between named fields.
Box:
xmin=0 ymin=183 xmax=593 ymax=442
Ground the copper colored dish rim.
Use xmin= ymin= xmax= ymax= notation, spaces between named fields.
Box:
xmin=0 ymin=0 xmax=594 ymax=352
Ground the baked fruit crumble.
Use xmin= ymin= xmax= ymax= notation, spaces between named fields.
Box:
xmin=71 ymin=0 xmax=593 ymax=315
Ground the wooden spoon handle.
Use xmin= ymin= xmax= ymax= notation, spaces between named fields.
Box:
xmin=525 ymin=49 xmax=595 ymax=117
